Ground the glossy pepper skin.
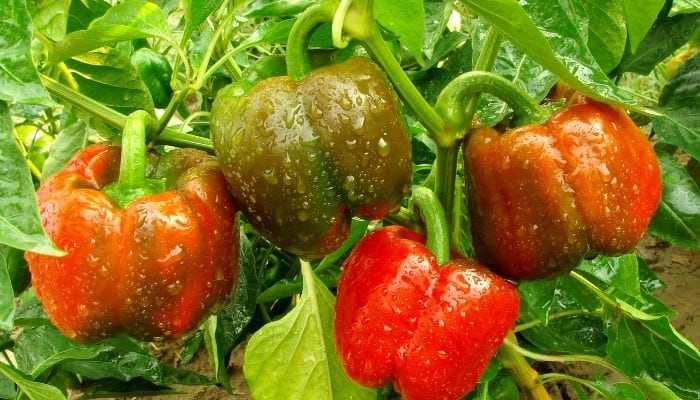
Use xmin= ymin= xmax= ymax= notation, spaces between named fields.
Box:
xmin=464 ymin=96 xmax=662 ymax=281
xmin=25 ymin=143 xmax=239 ymax=343
xmin=211 ymin=57 xmax=412 ymax=258
xmin=131 ymin=48 xmax=173 ymax=109
xmin=334 ymin=225 xmax=520 ymax=400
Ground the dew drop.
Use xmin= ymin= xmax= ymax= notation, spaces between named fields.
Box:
xmin=339 ymin=92 xmax=353 ymax=111
xmin=167 ymin=280 xmax=184 ymax=295
xmin=263 ymin=169 xmax=279 ymax=185
xmin=377 ymin=138 xmax=390 ymax=157
xmin=298 ymin=210 xmax=309 ymax=221
xmin=78 ymin=304 xmax=89 ymax=317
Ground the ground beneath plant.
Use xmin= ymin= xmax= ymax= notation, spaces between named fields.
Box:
xmin=102 ymin=235 xmax=698 ymax=400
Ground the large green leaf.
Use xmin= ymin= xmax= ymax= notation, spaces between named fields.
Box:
xmin=459 ymin=0 xmax=637 ymax=108
xmin=40 ymin=119 xmax=89 ymax=180
xmin=51 ymin=0 xmax=172 ymax=63
xmin=0 ymin=364 xmax=66 ymax=400
xmin=0 ymin=246 xmax=14 ymax=331
xmin=577 ymin=254 xmax=641 ymax=299
xmin=207 ymin=227 xmax=260 ymax=388
xmin=27 ymin=0 xmax=68 ymax=42
xmin=653 ymin=52 xmax=700 ymax=161
xmin=581 ymin=0 xmax=627 ymax=73
xmin=648 ymin=151 xmax=700 ymax=250
xmin=244 ymin=261 xmax=374 ymax=400
xmin=619 ymin=12 xmax=700 ymax=75
xmin=0 ymin=103 xmax=63 ymax=256
xmin=1 ymin=0 xmax=55 ymax=107
xmin=605 ymin=311 xmax=700 ymax=399
xmin=620 ymin=0 xmax=665 ymax=53
xmin=518 ymin=274 xmax=601 ymax=323
xmin=182 ymin=0 xmax=224 ymax=39
xmin=375 ymin=0 xmax=425 ymax=65
xmin=63 ymin=47 xmax=155 ymax=116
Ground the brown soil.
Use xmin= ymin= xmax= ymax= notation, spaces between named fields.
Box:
xmin=102 ymin=235 xmax=698 ymax=400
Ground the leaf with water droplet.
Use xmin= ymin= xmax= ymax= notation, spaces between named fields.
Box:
xmin=244 ymin=261 xmax=374 ymax=400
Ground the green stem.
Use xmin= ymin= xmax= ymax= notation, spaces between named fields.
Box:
xmin=41 ymin=75 xmax=214 ymax=153
xmin=409 ymin=186 xmax=450 ymax=265
xmin=342 ymin=1 xmax=449 ymax=146
xmin=286 ymin=1 xmax=337 ymax=79
xmin=103 ymin=111 xmax=164 ymax=208
xmin=118 ymin=111 xmax=151 ymax=188
xmin=435 ymin=71 xmax=550 ymax=133
xmin=503 ymin=335 xmax=625 ymax=377
xmin=457 ymin=27 xmax=502 ymax=140
xmin=154 ymin=86 xmax=193 ymax=136
xmin=433 ymin=145 xmax=458 ymax=235
xmin=498 ymin=333 xmax=552 ymax=400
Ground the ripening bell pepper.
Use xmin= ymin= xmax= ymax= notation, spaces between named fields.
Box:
xmin=211 ymin=57 xmax=412 ymax=257
xmin=25 ymin=112 xmax=239 ymax=343
xmin=334 ymin=225 xmax=520 ymax=400
xmin=464 ymin=96 xmax=662 ymax=281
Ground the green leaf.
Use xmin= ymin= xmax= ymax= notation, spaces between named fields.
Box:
xmin=605 ymin=311 xmax=700 ymax=400
xmin=588 ymin=378 xmax=646 ymax=400
xmin=0 ymin=364 xmax=67 ymax=400
xmin=647 ymin=151 xmax=700 ymax=250
xmin=671 ymin=0 xmax=700 ymax=16
xmin=459 ymin=0 xmax=637 ymax=108
xmin=1 ymin=0 xmax=56 ymax=107
xmin=631 ymin=377 xmax=685 ymax=400
xmin=182 ymin=0 xmax=223 ymax=39
xmin=619 ymin=12 xmax=700 ymax=75
xmin=66 ymin=0 xmax=111 ymax=33
xmin=620 ymin=0 xmax=665 ymax=53
xmin=63 ymin=47 xmax=155 ymax=116
xmin=40 ymin=120 xmax=89 ymax=180
xmin=654 ymin=52 xmax=700 ymax=161
xmin=245 ymin=0 xmax=314 ymax=17
xmin=244 ymin=261 xmax=374 ymax=400
xmin=0 ymin=246 xmax=15 ymax=331
xmin=375 ymin=0 xmax=425 ymax=65
xmin=518 ymin=274 xmax=601 ymax=323
xmin=0 ymin=103 xmax=64 ymax=256
xmin=581 ymin=0 xmax=627 ymax=73
xmin=518 ymin=309 xmax=608 ymax=357
xmin=577 ymin=254 xmax=641 ymax=299
xmin=51 ymin=0 xmax=172 ymax=63
xmin=26 ymin=0 xmax=68 ymax=42
xmin=208 ymin=227 xmax=261 ymax=387
xmin=422 ymin=1 xmax=454 ymax=62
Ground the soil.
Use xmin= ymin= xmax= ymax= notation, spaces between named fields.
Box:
xmin=102 ymin=235 xmax=698 ymax=400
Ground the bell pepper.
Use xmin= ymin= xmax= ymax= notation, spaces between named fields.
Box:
xmin=25 ymin=111 xmax=239 ymax=343
xmin=210 ymin=57 xmax=412 ymax=258
xmin=334 ymin=225 xmax=520 ymax=400
xmin=131 ymin=48 xmax=173 ymax=109
xmin=464 ymin=96 xmax=662 ymax=281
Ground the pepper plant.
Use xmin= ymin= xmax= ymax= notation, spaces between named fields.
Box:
xmin=1 ymin=0 xmax=699 ymax=399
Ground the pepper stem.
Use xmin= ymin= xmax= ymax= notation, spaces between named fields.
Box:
xmin=286 ymin=1 xmax=337 ymax=80
xmin=498 ymin=332 xmax=552 ymax=400
xmin=409 ymin=186 xmax=450 ymax=265
xmin=103 ymin=110 xmax=165 ymax=208
xmin=435 ymin=71 xmax=551 ymax=133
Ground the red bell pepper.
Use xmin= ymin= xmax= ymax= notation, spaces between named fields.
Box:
xmin=25 ymin=111 xmax=239 ymax=343
xmin=334 ymin=225 xmax=520 ymax=400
